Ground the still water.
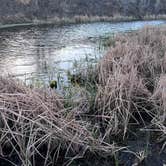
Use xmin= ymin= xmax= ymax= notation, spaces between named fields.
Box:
xmin=0 ymin=20 xmax=165 ymax=84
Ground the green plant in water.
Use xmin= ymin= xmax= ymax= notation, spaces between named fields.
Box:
xmin=49 ymin=80 xmax=57 ymax=89
xmin=102 ymin=35 xmax=116 ymax=48
xmin=114 ymin=152 xmax=119 ymax=166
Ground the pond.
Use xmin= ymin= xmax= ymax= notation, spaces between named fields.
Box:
xmin=0 ymin=20 xmax=165 ymax=86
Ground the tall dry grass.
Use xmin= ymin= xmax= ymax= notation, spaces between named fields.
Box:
xmin=0 ymin=77 xmax=118 ymax=165
xmin=96 ymin=26 xmax=166 ymax=140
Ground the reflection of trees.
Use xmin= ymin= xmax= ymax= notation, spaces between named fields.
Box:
xmin=0 ymin=28 xmax=49 ymax=76
xmin=36 ymin=46 xmax=48 ymax=74
xmin=34 ymin=26 xmax=66 ymax=75
xmin=0 ymin=24 xmax=69 ymax=79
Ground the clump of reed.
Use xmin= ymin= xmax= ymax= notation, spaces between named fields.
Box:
xmin=95 ymin=26 xmax=166 ymax=141
xmin=0 ymin=77 xmax=118 ymax=165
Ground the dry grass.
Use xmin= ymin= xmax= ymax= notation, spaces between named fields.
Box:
xmin=2 ymin=14 xmax=166 ymax=28
xmin=1 ymin=26 xmax=166 ymax=165
xmin=95 ymin=26 xmax=166 ymax=140
xmin=0 ymin=77 xmax=118 ymax=165
xmin=38 ymin=14 xmax=166 ymax=25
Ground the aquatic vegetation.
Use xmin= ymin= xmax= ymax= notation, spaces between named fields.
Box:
xmin=49 ymin=80 xmax=57 ymax=89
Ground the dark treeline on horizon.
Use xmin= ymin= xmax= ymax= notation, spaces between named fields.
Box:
xmin=0 ymin=0 xmax=166 ymax=23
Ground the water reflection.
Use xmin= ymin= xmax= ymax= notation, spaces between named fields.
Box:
xmin=0 ymin=20 xmax=165 ymax=84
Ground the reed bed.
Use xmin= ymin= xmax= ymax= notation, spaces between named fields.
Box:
xmin=34 ymin=14 xmax=166 ymax=25
xmin=2 ymin=14 xmax=166 ymax=30
xmin=95 ymin=26 xmax=166 ymax=142
xmin=0 ymin=77 xmax=119 ymax=165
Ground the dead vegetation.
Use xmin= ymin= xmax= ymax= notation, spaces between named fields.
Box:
xmin=0 ymin=26 xmax=166 ymax=165
xmin=96 ymin=26 xmax=166 ymax=142
xmin=0 ymin=77 xmax=118 ymax=165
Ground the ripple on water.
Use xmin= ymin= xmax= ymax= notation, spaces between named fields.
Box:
xmin=0 ymin=20 xmax=165 ymax=84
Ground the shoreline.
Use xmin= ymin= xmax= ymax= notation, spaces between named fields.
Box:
xmin=0 ymin=15 xmax=166 ymax=30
